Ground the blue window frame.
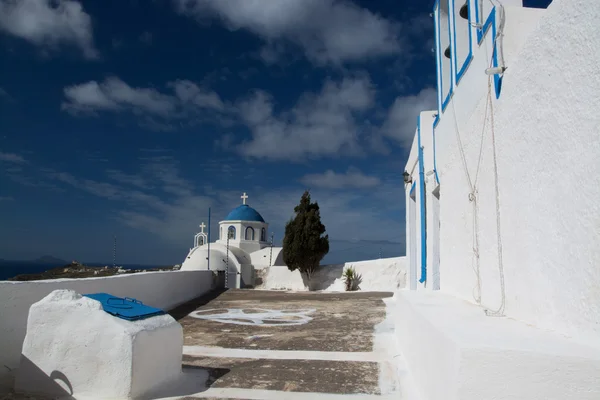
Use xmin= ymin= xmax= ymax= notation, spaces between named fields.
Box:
xmin=473 ymin=3 xmax=503 ymax=98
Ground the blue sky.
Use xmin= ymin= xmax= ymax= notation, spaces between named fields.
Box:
xmin=0 ymin=0 xmax=550 ymax=265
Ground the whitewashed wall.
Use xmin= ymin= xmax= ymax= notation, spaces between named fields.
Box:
xmin=433 ymin=0 xmax=600 ymax=342
xmin=257 ymin=257 xmax=407 ymax=292
xmin=0 ymin=270 xmax=213 ymax=391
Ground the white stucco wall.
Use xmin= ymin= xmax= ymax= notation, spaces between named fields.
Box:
xmin=249 ymin=246 xmax=285 ymax=268
xmin=257 ymin=257 xmax=407 ymax=292
xmin=428 ymin=0 xmax=600 ymax=342
xmin=181 ymin=242 xmax=246 ymax=273
xmin=0 ymin=270 xmax=213 ymax=391
xmin=15 ymin=290 xmax=183 ymax=399
xmin=217 ymin=220 xmax=269 ymax=253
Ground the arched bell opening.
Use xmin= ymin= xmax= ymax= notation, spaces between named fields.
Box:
xmin=459 ymin=1 xmax=469 ymax=19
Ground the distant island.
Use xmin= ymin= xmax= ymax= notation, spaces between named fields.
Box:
xmin=7 ymin=260 xmax=180 ymax=281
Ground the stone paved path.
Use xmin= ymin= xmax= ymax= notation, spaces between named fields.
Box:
xmin=158 ymin=289 xmax=407 ymax=400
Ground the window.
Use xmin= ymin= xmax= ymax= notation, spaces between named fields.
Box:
xmin=261 ymin=228 xmax=266 ymax=242
xmin=245 ymin=226 xmax=255 ymax=240
xmin=522 ymin=0 xmax=553 ymax=8
xmin=227 ymin=226 xmax=236 ymax=240
xmin=435 ymin=0 xmax=453 ymax=112
xmin=453 ymin=0 xmax=473 ymax=83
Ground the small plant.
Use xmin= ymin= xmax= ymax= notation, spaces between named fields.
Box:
xmin=343 ymin=266 xmax=362 ymax=291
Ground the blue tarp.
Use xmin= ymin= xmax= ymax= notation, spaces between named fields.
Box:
xmin=83 ymin=293 xmax=165 ymax=321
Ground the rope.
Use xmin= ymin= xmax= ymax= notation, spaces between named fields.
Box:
xmin=450 ymin=92 xmax=484 ymax=305
xmin=448 ymin=19 xmax=508 ymax=308
xmin=483 ymin=72 xmax=506 ymax=317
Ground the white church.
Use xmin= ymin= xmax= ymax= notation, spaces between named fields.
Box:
xmin=400 ymin=0 xmax=600 ymax=398
xmin=180 ymin=193 xmax=286 ymax=288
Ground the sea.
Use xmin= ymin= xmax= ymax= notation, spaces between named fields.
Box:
xmin=0 ymin=261 xmax=169 ymax=281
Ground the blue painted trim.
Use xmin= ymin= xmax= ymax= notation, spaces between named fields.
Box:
xmin=410 ymin=181 xmax=416 ymax=196
xmin=453 ymin=0 xmax=473 ymax=84
xmin=474 ymin=0 xmax=495 ymax=44
xmin=473 ymin=4 xmax=503 ymax=98
xmin=416 ymin=116 xmax=427 ymax=284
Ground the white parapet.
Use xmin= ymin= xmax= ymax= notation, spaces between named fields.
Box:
xmin=393 ymin=291 xmax=600 ymax=400
xmin=15 ymin=290 xmax=183 ymax=399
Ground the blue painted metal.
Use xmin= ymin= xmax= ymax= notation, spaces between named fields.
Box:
xmin=410 ymin=181 xmax=416 ymax=196
xmin=453 ymin=0 xmax=474 ymax=84
xmin=416 ymin=116 xmax=427 ymax=284
xmin=84 ymin=293 xmax=165 ymax=321
xmin=224 ymin=205 xmax=265 ymax=222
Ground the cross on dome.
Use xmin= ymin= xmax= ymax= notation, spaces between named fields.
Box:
xmin=241 ymin=192 xmax=249 ymax=205
xmin=199 ymin=222 xmax=206 ymax=233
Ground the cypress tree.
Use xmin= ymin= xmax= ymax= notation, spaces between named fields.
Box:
xmin=283 ymin=190 xmax=329 ymax=288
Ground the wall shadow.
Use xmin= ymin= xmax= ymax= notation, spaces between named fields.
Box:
xmin=168 ymin=289 xmax=227 ymax=321
xmin=141 ymin=364 xmax=230 ymax=399
xmin=14 ymin=356 xmax=74 ymax=399
xmin=301 ymin=264 xmax=345 ymax=291
xmin=183 ymin=364 xmax=230 ymax=388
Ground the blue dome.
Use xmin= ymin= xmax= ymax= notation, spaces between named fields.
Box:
xmin=224 ymin=205 xmax=265 ymax=222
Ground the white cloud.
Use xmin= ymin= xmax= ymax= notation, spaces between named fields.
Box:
xmin=300 ymin=167 xmax=381 ymax=189
xmin=62 ymin=77 xmax=226 ymax=121
xmin=0 ymin=151 xmax=26 ymax=163
xmin=380 ymin=87 xmax=437 ymax=147
xmin=168 ymin=80 xmax=225 ymax=112
xmin=235 ymin=75 xmax=374 ymax=160
xmin=173 ymin=0 xmax=400 ymax=65
xmin=0 ymin=0 xmax=98 ymax=59
xmin=61 ymin=75 xmax=436 ymax=160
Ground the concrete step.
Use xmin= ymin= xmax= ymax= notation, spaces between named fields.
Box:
xmin=393 ymin=291 xmax=600 ymax=400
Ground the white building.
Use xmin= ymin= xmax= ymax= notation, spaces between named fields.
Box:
xmin=400 ymin=0 xmax=600 ymax=398
xmin=181 ymin=193 xmax=285 ymax=288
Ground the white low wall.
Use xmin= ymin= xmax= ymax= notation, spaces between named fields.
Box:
xmin=258 ymin=257 xmax=407 ymax=292
xmin=0 ymin=270 xmax=213 ymax=392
